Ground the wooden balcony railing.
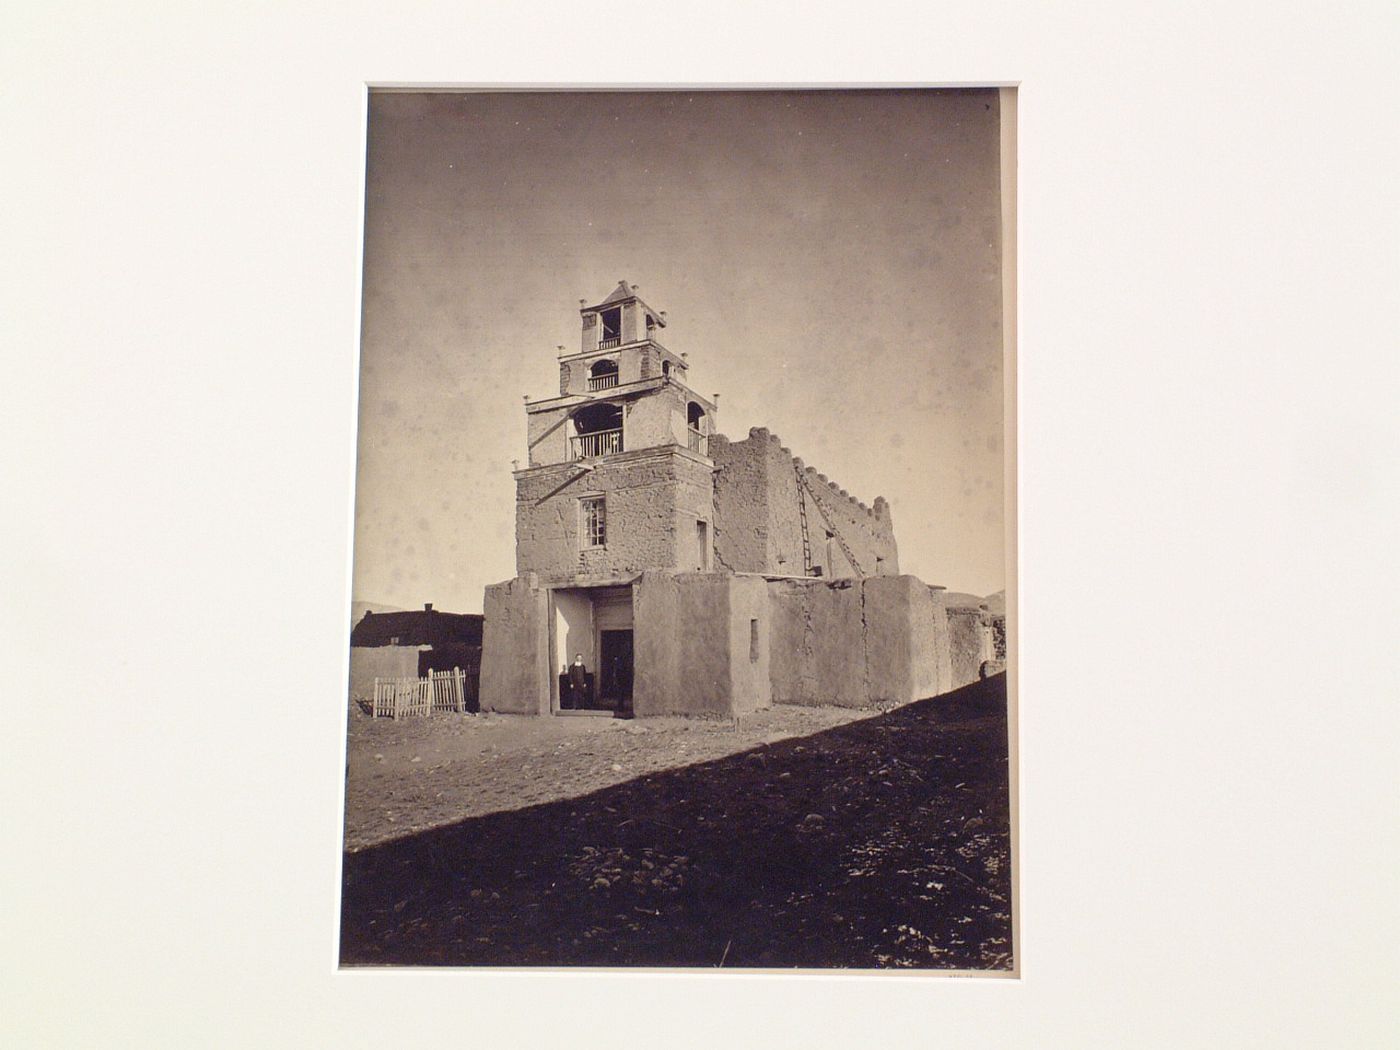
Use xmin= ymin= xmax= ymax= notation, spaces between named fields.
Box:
xmin=587 ymin=372 xmax=619 ymax=391
xmin=571 ymin=428 xmax=622 ymax=460
xmin=687 ymin=427 xmax=707 ymax=455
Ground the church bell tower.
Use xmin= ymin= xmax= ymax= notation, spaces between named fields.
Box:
xmin=513 ymin=282 xmax=719 ymax=582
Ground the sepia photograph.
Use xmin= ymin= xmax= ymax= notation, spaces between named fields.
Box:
xmin=8 ymin=1 xmax=1397 ymax=1044
xmin=339 ymin=87 xmax=1016 ymax=970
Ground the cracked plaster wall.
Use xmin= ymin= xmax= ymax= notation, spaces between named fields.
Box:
xmin=711 ymin=428 xmax=898 ymax=578
xmin=514 ymin=449 xmax=714 ymax=583
xmin=768 ymin=575 xmax=949 ymax=708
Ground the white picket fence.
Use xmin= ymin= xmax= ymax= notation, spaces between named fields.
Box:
xmin=372 ymin=668 xmax=469 ymax=719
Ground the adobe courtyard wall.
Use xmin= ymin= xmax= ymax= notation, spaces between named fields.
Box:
xmin=726 ymin=574 xmax=773 ymax=715
xmin=946 ymin=604 xmax=986 ymax=689
xmin=631 ymin=572 xmax=771 ymax=718
xmin=347 ymin=646 xmax=423 ymax=704
xmin=711 ymin=428 xmax=898 ymax=578
xmin=767 ymin=574 xmax=950 ymax=709
xmin=479 ymin=574 xmax=550 ymax=715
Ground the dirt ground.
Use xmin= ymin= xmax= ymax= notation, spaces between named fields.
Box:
xmin=340 ymin=676 xmax=1013 ymax=971
xmin=343 ymin=704 xmax=874 ymax=852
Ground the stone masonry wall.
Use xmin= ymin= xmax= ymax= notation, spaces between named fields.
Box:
xmin=515 ymin=448 xmax=714 ymax=583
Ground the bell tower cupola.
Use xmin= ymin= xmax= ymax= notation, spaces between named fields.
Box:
xmin=579 ymin=280 xmax=663 ymax=354
xmin=562 ymin=280 xmax=690 ymax=392
xmin=526 ymin=282 xmax=717 ymax=470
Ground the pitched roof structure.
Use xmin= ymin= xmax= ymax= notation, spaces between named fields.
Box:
xmin=350 ymin=605 xmax=484 ymax=648
xmin=581 ymin=281 xmax=666 ymax=327
xmin=598 ymin=280 xmax=634 ymax=306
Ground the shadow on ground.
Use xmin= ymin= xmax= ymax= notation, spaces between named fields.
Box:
xmin=340 ymin=674 xmax=1012 ymax=970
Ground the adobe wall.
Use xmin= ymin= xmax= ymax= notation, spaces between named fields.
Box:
xmin=709 ymin=433 xmax=769 ymax=572
xmin=514 ymin=448 xmax=715 ymax=581
xmin=864 ymin=575 xmax=937 ymax=703
xmin=632 ymin=573 xmax=728 ymax=717
xmin=801 ymin=468 xmax=897 ymax=579
xmin=621 ymin=384 xmax=687 ymax=450
xmin=347 ymin=646 xmax=422 ymax=704
xmin=727 ymin=574 xmax=772 ymax=715
xmin=768 ymin=574 xmax=949 ymax=708
xmin=479 ymin=574 xmax=550 ymax=715
xmin=768 ymin=580 xmax=817 ymax=704
xmin=946 ymin=605 xmax=986 ymax=689
xmin=526 ymin=403 xmax=573 ymax=466
xmin=632 ymin=572 xmax=771 ymax=718
xmin=928 ymin=587 xmax=955 ymax=692
xmin=711 ymin=427 xmax=898 ymax=578
xmin=805 ymin=579 xmax=869 ymax=705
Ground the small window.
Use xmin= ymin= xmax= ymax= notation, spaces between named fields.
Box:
xmin=750 ymin=619 xmax=760 ymax=661
xmin=581 ymin=496 xmax=606 ymax=548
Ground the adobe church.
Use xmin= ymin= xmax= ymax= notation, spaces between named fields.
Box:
xmin=479 ymin=282 xmax=993 ymax=718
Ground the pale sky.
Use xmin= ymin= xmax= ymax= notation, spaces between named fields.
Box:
xmin=352 ymin=89 xmax=1006 ymax=613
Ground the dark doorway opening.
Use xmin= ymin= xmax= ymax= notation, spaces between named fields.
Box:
xmin=599 ymin=629 xmax=634 ymax=714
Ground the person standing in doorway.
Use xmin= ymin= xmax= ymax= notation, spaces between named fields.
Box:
xmin=568 ymin=653 xmax=588 ymax=710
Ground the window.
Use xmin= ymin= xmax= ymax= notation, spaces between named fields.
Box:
xmin=687 ymin=401 xmax=708 ymax=453
xmin=588 ymin=358 xmax=619 ymax=391
xmin=599 ymin=307 xmax=621 ymax=347
xmin=581 ymin=496 xmax=606 ymax=548
xmin=750 ymin=619 xmax=760 ymax=661
xmin=571 ymin=402 xmax=623 ymax=459
xmin=696 ymin=519 xmax=709 ymax=570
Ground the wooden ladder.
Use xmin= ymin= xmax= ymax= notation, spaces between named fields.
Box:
xmin=796 ymin=467 xmax=864 ymax=578
xmin=795 ymin=462 xmax=813 ymax=574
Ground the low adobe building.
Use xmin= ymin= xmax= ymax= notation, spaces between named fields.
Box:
xmin=349 ymin=603 xmax=484 ymax=707
xmin=479 ymin=283 xmax=988 ymax=718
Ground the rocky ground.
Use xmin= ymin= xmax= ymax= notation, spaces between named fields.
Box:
xmin=340 ymin=675 xmax=1013 ymax=971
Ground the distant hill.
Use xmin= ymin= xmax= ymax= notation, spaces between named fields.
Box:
xmin=941 ymin=590 xmax=1006 ymax=614
xmin=351 ymin=599 xmax=406 ymax=624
